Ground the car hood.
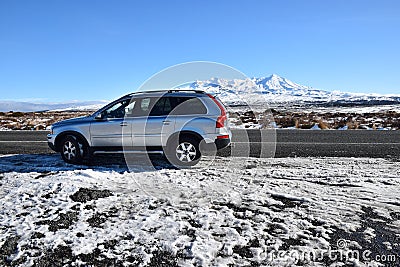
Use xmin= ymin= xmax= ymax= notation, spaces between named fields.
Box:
xmin=52 ymin=116 xmax=93 ymax=127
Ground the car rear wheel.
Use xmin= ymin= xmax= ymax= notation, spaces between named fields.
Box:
xmin=60 ymin=136 xmax=84 ymax=164
xmin=166 ymin=136 xmax=201 ymax=168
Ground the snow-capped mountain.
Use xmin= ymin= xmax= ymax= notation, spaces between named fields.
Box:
xmin=3 ymin=75 xmax=399 ymax=111
xmin=187 ymin=74 xmax=400 ymax=106
xmin=256 ymin=74 xmax=309 ymax=91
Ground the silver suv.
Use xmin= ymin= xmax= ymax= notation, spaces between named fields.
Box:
xmin=47 ymin=90 xmax=231 ymax=167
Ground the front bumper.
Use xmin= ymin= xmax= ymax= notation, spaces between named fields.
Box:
xmin=47 ymin=134 xmax=57 ymax=151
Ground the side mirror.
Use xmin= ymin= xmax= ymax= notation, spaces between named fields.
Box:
xmin=95 ymin=113 xmax=104 ymax=120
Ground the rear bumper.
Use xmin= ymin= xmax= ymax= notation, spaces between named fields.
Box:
xmin=214 ymin=138 xmax=230 ymax=150
xmin=201 ymin=137 xmax=230 ymax=152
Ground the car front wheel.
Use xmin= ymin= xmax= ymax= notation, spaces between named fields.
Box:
xmin=60 ymin=136 xmax=84 ymax=164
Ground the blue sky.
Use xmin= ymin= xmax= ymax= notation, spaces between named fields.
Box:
xmin=0 ymin=0 xmax=399 ymax=102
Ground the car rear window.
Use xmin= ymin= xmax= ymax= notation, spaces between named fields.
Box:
xmin=170 ymin=97 xmax=207 ymax=115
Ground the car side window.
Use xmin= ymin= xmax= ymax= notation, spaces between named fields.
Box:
xmin=141 ymin=98 xmax=151 ymax=111
xmin=129 ymin=97 xmax=154 ymax=117
xmin=123 ymin=100 xmax=136 ymax=117
xmin=149 ymin=97 xmax=173 ymax=116
xmin=171 ymin=97 xmax=207 ymax=115
xmin=102 ymin=99 xmax=131 ymax=119
xmin=119 ymin=96 xmax=207 ymax=117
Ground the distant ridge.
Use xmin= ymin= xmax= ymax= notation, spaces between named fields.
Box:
xmin=0 ymin=100 xmax=108 ymax=112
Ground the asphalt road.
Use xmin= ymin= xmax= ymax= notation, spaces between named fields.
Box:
xmin=0 ymin=130 xmax=399 ymax=158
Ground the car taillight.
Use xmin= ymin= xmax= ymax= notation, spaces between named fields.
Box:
xmin=207 ymin=94 xmax=227 ymax=128
xmin=216 ymin=115 xmax=226 ymax=128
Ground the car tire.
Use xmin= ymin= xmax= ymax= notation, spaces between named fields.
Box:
xmin=166 ymin=136 xmax=201 ymax=168
xmin=60 ymin=135 xmax=84 ymax=164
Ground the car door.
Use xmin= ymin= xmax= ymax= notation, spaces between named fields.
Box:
xmin=129 ymin=96 xmax=175 ymax=147
xmin=90 ymin=98 xmax=134 ymax=149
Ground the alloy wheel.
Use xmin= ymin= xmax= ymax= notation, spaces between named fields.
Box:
xmin=175 ymin=142 xmax=197 ymax=162
xmin=63 ymin=141 xmax=76 ymax=161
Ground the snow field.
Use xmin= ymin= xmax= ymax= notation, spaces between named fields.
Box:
xmin=0 ymin=155 xmax=399 ymax=266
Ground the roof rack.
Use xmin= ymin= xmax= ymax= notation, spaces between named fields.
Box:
xmin=167 ymin=89 xmax=205 ymax=94
xmin=125 ymin=89 xmax=205 ymax=97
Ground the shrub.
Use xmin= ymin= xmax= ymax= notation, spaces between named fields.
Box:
xmin=10 ymin=112 xmax=25 ymax=117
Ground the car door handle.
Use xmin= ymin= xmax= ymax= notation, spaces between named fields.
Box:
xmin=162 ymin=120 xmax=171 ymax=125
xmin=120 ymin=122 xmax=128 ymax=126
